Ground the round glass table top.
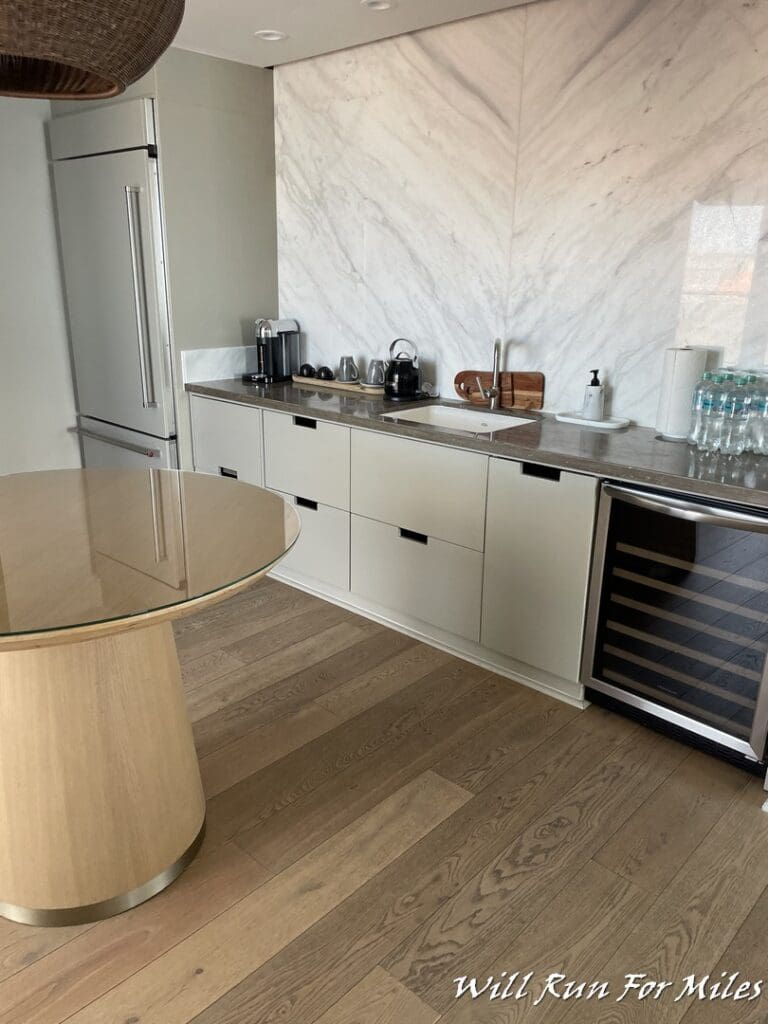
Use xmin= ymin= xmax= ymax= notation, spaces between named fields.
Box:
xmin=0 ymin=469 xmax=301 ymax=639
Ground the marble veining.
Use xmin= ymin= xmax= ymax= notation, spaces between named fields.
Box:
xmin=180 ymin=345 xmax=260 ymax=384
xmin=510 ymin=0 xmax=768 ymax=423
xmin=275 ymin=11 xmax=523 ymax=398
xmin=275 ymin=0 xmax=768 ymax=426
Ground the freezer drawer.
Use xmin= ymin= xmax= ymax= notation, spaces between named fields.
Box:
xmin=76 ymin=419 xmax=177 ymax=470
xmin=53 ymin=145 xmax=174 ymax=438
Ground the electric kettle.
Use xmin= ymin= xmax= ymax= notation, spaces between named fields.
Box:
xmin=384 ymin=338 xmax=421 ymax=402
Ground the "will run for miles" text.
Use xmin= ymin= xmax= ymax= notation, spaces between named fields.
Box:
xmin=453 ymin=971 xmax=763 ymax=1006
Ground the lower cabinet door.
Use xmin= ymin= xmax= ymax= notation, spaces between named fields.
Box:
xmin=481 ymin=458 xmax=597 ymax=682
xmin=351 ymin=515 xmax=483 ymax=641
xmin=190 ymin=396 xmax=264 ymax=486
xmin=272 ymin=492 xmax=350 ymax=592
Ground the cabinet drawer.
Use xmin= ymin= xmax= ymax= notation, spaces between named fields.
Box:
xmin=351 ymin=515 xmax=482 ymax=641
xmin=264 ymin=411 xmax=350 ymax=511
xmin=272 ymin=492 xmax=350 ymax=592
xmin=481 ymin=458 xmax=597 ymax=682
xmin=190 ymin=396 xmax=263 ymax=485
xmin=351 ymin=430 xmax=487 ymax=550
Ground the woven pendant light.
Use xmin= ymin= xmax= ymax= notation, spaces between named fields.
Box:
xmin=0 ymin=0 xmax=185 ymax=99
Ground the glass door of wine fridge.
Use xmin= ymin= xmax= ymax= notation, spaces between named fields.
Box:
xmin=582 ymin=483 xmax=768 ymax=768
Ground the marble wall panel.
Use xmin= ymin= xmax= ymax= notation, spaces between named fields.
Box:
xmin=275 ymin=0 xmax=768 ymax=424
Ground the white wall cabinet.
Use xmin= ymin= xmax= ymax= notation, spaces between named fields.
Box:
xmin=351 ymin=515 xmax=483 ymax=641
xmin=481 ymin=458 xmax=597 ymax=683
xmin=351 ymin=430 xmax=487 ymax=550
xmin=190 ymin=395 xmax=263 ymax=485
xmin=264 ymin=411 xmax=350 ymax=511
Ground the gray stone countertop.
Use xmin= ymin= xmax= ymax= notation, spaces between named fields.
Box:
xmin=186 ymin=379 xmax=768 ymax=511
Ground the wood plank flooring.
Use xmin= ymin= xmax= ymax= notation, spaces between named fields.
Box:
xmin=1 ymin=576 xmax=766 ymax=1024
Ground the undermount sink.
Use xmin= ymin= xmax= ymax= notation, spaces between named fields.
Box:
xmin=381 ymin=404 xmax=533 ymax=435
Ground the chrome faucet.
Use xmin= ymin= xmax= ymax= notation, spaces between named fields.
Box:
xmin=476 ymin=338 xmax=502 ymax=410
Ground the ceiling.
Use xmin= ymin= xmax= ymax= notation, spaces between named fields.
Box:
xmin=173 ymin=0 xmax=530 ymax=68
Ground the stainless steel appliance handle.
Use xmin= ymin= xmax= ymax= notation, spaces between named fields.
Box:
xmin=603 ymin=483 xmax=768 ymax=534
xmin=124 ymin=185 xmax=158 ymax=410
xmin=148 ymin=468 xmax=167 ymax=564
xmin=70 ymin=426 xmax=161 ymax=459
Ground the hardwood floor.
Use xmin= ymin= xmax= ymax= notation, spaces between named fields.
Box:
xmin=1 ymin=576 xmax=765 ymax=1024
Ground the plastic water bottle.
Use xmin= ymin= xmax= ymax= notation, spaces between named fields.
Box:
xmin=699 ymin=374 xmax=727 ymax=452
xmin=751 ymin=383 xmax=768 ymax=456
xmin=743 ymin=373 xmax=761 ymax=452
xmin=721 ymin=376 xmax=750 ymax=456
xmin=687 ymin=371 xmax=713 ymax=446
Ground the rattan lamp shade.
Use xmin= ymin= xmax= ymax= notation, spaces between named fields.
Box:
xmin=0 ymin=0 xmax=185 ymax=99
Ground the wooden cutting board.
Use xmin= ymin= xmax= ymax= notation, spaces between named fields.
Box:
xmin=454 ymin=371 xmax=545 ymax=410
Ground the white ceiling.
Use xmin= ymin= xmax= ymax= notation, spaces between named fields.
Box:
xmin=173 ymin=0 xmax=530 ymax=68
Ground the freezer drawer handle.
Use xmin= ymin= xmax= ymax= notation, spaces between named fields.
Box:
xmin=70 ymin=426 xmax=161 ymax=459
xmin=399 ymin=527 xmax=428 ymax=545
xmin=293 ymin=416 xmax=317 ymax=429
xmin=124 ymin=185 xmax=158 ymax=411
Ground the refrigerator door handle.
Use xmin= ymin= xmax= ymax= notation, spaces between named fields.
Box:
xmin=124 ymin=185 xmax=158 ymax=410
xmin=148 ymin=468 xmax=168 ymax=564
xmin=603 ymin=483 xmax=768 ymax=534
xmin=70 ymin=426 xmax=161 ymax=459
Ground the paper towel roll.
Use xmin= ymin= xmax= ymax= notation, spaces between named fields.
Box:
xmin=655 ymin=347 xmax=707 ymax=440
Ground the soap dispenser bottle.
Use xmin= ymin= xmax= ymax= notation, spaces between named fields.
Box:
xmin=582 ymin=369 xmax=605 ymax=422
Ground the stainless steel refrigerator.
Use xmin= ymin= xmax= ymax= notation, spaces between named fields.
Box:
xmin=51 ymin=99 xmax=177 ymax=469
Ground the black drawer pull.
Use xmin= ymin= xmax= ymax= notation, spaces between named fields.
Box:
xmin=293 ymin=416 xmax=317 ymax=430
xmin=295 ymin=496 xmax=318 ymax=511
xmin=522 ymin=462 xmax=560 ymax=482
xmin=399 ymin=527 xmax=428 ymax=545
xmin=219 ymin=466 xmax=238 ymax=479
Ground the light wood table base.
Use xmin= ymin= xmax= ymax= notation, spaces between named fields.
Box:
xmin=0 ymin=622 xmax=206 ymax=926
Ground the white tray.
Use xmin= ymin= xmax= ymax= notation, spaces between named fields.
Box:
xmin=555 ymin=411 xmax=630 ymax=430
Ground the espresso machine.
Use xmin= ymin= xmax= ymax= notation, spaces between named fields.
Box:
xmin=244 ymin=319 xmax=300 ymax=385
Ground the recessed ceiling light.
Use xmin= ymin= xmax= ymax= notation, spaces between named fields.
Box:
xmin=254 ymin=29 xmax=287 ymax=41
xmin=360 ymin=0 xmax=394 ymax=10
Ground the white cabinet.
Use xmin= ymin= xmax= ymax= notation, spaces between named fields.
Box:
xmin=263 ymin=411 xmax=350 ymax=511
xmin=190 ymin=396 xmax=264 ymax=485
xmin=351 ymin=515 xmax=483 ymax=641
xmin=481 ymin=458 xmax=597 ymax=682
xmin=272 ymin=492 xmax=350 ymax=592
xmin=351 ymin=430 xmax=487 ymax=551
xmin=190 ymin=393 xmax=602 ymax=702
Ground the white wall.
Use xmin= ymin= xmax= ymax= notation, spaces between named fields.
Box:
xmin=0 ymin=99 xmax=79 ymax=474
xmin=275 ymin=0 xmax=768 ymax=425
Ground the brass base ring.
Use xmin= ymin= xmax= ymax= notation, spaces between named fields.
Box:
xmin=0 ymin=819 xmax=206 ymax=927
